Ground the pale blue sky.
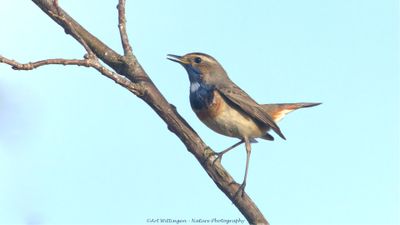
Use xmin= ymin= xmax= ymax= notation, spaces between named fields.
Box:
xmin=0 ymin=0 xmax=399 ymax=224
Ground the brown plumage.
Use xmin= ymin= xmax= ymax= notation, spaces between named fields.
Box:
xmin=216 ymin=83 xmax=286 ymax=140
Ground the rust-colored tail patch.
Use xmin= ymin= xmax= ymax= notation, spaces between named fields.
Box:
xmin=262 ymin=102 xmax=321 ymax=122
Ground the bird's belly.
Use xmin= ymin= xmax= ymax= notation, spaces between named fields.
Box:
xmin=193 ymin=91 xmax=267 ymax=139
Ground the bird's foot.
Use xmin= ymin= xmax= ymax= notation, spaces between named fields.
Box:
xmin=212 ymin=151 xmax=225 ymax=166
xmin=233 ymin=181 xmax=246 ymax=199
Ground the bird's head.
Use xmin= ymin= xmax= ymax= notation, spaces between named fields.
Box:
xmin=167 ymin=52 xmax=229 ymax=86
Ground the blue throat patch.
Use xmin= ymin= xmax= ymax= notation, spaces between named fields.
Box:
xmin=190 ymin=82 xmax=214 ymax=110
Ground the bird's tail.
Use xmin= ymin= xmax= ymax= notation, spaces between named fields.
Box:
xmin=262 ymin=102 xmax=321 ymax=122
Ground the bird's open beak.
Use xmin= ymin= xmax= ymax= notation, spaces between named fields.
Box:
xmin=167 ymin=54 xmax=189 ymax=65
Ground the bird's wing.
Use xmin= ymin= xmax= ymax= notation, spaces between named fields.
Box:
xmin=216 ymin=84 xmax=286 ymax=140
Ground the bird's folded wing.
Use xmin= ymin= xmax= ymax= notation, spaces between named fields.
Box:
xmin=216 ymin=84 xmax=286 ymax=140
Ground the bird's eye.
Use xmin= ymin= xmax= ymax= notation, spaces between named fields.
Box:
xmin=194 ymin=57 xmax=202 ymax=64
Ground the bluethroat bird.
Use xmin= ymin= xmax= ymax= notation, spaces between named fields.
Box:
xmin=167 ymin=52 xmax=320 ymax=197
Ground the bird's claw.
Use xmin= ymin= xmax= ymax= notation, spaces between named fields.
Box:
xmin=212 ymin=152 xmax=224 ymax=166
xmin=233 ymin=181 xmax=246 ymax=199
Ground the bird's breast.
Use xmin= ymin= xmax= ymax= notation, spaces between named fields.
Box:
xmin=191 ymin=89 xmax=267 ymax=139
xmin=192 ymin=90 xmax=224 ymax=119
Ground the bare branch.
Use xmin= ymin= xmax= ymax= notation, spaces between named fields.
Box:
xmin=1 ymin=1 xmax=273 ymax=223
xmin=32 ymin=0 xmax=125 ymax=72
xmin=0 ymin=54 xmax=144 ymax=96
xmin=117 ymin=0 xmax=133 ymax=57
xmin=88 ymin=59 xmax=144 ymax=96
xmin=0 ymin=56 xmax=89 ymax=70
xmin=50 ymin=1 xmax=95 ymax=57
xmin=44 ymin=1 xmax=142 ymax=95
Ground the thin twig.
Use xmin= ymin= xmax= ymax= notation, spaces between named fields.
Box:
xmin=0 ymin=56 xmax=89 ymax=70
xmin=117 ymin=0 xmax=133 ymax=56
xmin=88 ymin=59 xmax=143 ymax=95
xmin=0 ymin=55 xmax=144 ymax=96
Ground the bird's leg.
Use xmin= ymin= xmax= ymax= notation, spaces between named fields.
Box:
xmin=213 ymin=140 xmax=244 ymax=165
xmin=234 ymin=137 xmax=251 ymax=198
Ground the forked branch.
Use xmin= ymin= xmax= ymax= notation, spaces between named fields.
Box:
xmin=1 ymin=0 xmax=269 ymax=224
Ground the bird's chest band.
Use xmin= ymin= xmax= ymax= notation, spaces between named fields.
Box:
xmin=191 ymin=90 xmax=224 ymax=119
xmin=190 ymin=83 xmax=223 ymax=117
